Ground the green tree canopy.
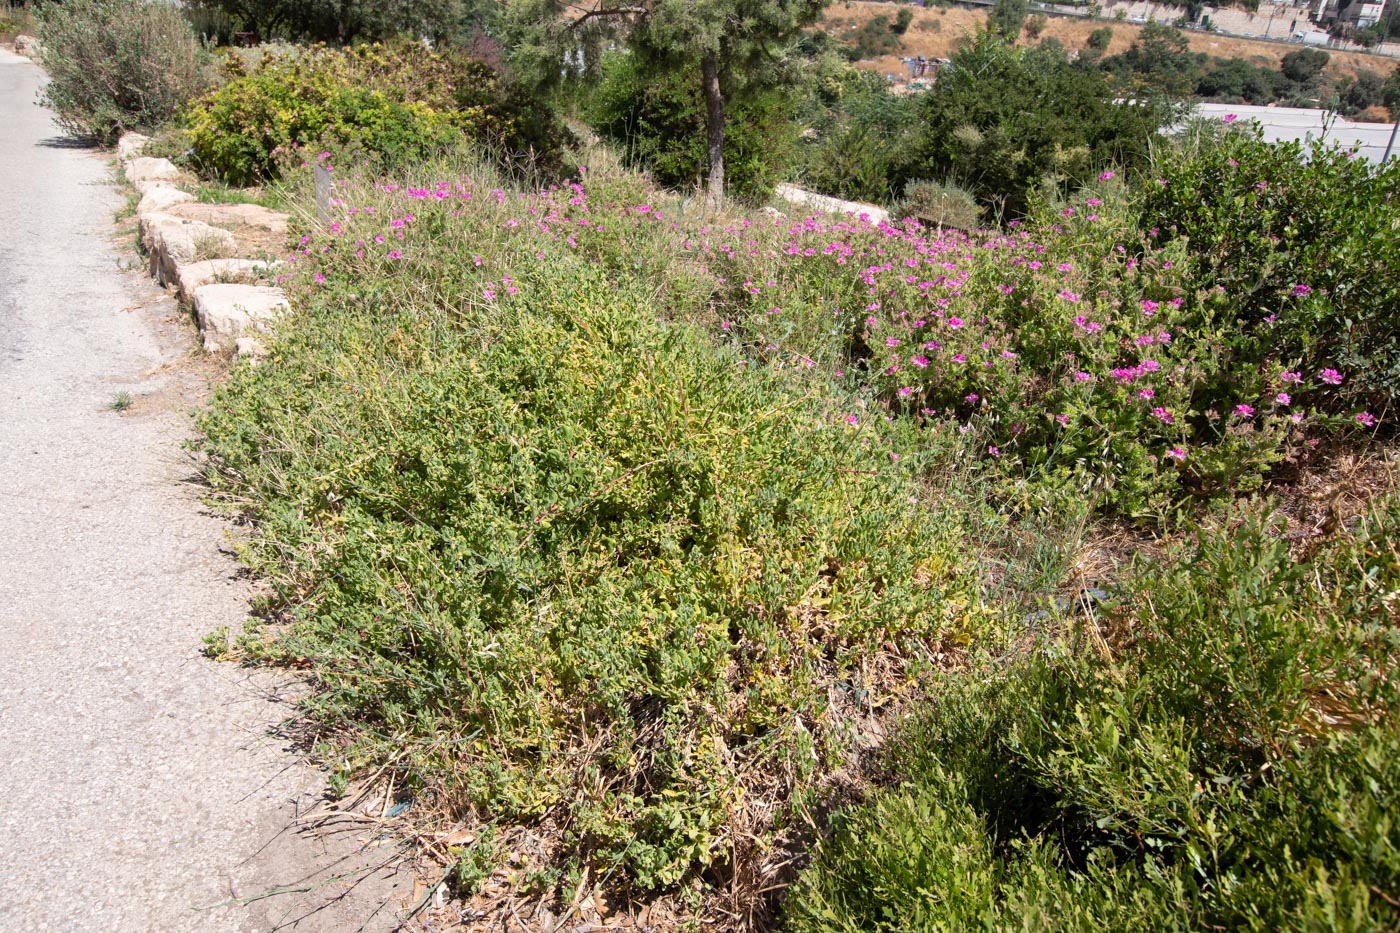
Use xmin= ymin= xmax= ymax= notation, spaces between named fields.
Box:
xmin=189 ymin=0 xmax=477 ymax=43
xmin=913 ymin=32 xmax=1163 ymax=217
xmin=510 ymin=0 xmax=828 ymax=205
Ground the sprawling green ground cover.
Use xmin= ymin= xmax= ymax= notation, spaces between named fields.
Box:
xmin=197 ymin=138 xmax=1396 ymax=927
xmin=197 ymin=159 xmax=997 ymax=921
xmin=788 ymin=497 xmax=1400 ymax=931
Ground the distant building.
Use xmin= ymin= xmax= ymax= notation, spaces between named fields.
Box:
xmin=1312 ymin=0 xmax=1388 ymax=29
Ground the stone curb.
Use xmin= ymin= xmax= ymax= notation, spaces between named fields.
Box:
xmin=115 ymin=131 xmax=292 ymax=359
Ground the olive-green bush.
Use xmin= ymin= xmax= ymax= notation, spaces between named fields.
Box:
xmin=37 ymin=0 xmax=211 ymax=142
xmin=183 ymin=43 xmax=570 ymax=185
xmin=789 ymin=498 xmax=1400 ymax=931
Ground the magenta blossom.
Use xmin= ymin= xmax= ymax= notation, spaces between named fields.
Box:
xmin=1167 ymin=447 xmax=1187 ymax=461
xmin=1320 ymin=368 xmax=1343 ymax=385
xmin=1356 ymin=411 xmax=1376 ymax=427
xmin=1233 ymin=404 xmax=1255 ymax=418
xmin=1152 ymin=407 xmax=1173 ymax=424
xmin=1291 ymin=284 xmax=1312 ymax=297
xmin=1275 ymin=392 xmax=1290 ymax=406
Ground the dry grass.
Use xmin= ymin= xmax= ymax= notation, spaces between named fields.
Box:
xmin=821 ymin=1 xmax=1394 ymax=82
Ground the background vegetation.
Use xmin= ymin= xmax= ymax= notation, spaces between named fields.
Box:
xmin=26 ymin=0 xmax=1400 ymax=927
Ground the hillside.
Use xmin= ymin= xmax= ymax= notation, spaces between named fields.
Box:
xmin=822 ymin=0 xmax=1394 ymax=83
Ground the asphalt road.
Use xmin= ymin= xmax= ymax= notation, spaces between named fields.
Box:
xmin=0 ymin=48 xmax=406 ymax=932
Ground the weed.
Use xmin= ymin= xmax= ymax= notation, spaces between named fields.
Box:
xmin=110 ymin=390 xmax=132 ymax=412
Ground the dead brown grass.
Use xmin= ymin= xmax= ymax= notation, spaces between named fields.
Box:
xmin=822 ymin=1 xmax=1393 ymax=82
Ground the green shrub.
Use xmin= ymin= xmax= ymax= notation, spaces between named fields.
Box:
xmin=183 ymin=43 xmax=570 ymax=185
xmin=894 ymin=179 xmax=982 ymax=229
xmin=196 ymin=159 xmax=991 ymax=913
xmin=911 ymin=32 xmax=1162 ymax=217
xmin=788 ymin=496 xmax=1400 ymax=931
xmin=590 ymin=53 xmax=797 ymax=204
xmin=849 ymin=14 xmax=903 ymax=59
xmin=1143 ymin=124 xmax=1400 ymax=413
xmin=37 ymin=0 xmax=211 ymax=142
xmin=796 ymin=63 xmax=920 ymax=205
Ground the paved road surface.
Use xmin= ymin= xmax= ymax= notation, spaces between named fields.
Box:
xmin=0 ymin=48 xmax=407 ymax=932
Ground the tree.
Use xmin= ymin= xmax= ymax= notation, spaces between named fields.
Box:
xmin=1280 ymin=47 xmax=1328 ymax=84
xmin=512 ymin=0 xmax=828 ymax=207
xmin=189 ymin=0 xmax=472 ymax=43
xmin=988 ymin=0 xmax=1029 ymax=38
xmin=1383 ymin=66 xmax=1400 ymax=115
xmin=1100 ymin=22 xmax=1201 ymax=98
xmin=913 ymin=32 xmax=1162 ymax=216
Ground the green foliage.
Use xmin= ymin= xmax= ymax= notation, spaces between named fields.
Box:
xmin=196 ymin=159 xmax=989 ymax=915
xmin=788 ymin=497 xmax=1400 ymax=931
xmin=591 ymin=53 xmax=797 ymax=203
xmin=1086 ymin=25 xmax=1114 ymax=51
xmin=894 ymin=6 xmax=914 ymax=35
xmin=1194 ymin=57 xmax=1279 ymax=104
xmin=1144 ymin=125 xmax=1400 ymax=411
xmin=988 ymin=0 xmax=1029 ymax=38
xmin=1339 ymin=70 xmax=1385 ymax=117
xmin=36 ymin=0 xmax=212 ymax=142
xmin=182 ymin=43 xmax=570 ymax=185
xmin=894 ymin=178 xmax=982 ymax=229
xmin=795 ymin=63 xmax=920 ymax=204
xmin=849 ymin=14 xmax=902 ymax=59
xmin=510 ymin=0 xmax=831 ymax=203
xmin=911 ymin=32 xmax=1162 ymax=217
xmin=1384 ymin=66 xmax=1400 ymax=114
xmin=1280 ymin=47 xmax=1329 ymax=84
xmin=1101 ymin=22 xmax=1203 ymax=99
xmin=186 ymin=0 xmax=472 ymax=44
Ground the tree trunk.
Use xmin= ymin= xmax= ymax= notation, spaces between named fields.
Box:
xmin=701 ymin=53 xmax=725 ymax=210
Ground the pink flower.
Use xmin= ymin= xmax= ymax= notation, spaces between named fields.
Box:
xmin=387 ymin=250 xmax=403 ymax=260
xmin=1291 ymin=284 xmax=1312 ymax=297
xmin=1356 ymin=411 xmax=1376 ymax=427
xmin=845 ymin=415 xmax=859 ymax=426
xmin=313 ymin=272 xmax=325 ymax=285
xmin=952 ymin=353 xmax=967 ymax=364
xmin=1138 ymin=388 xmax=1155 ymax=400
xmin=1098 ymin=170 xmax=1116 ymax=181
xmin=947 ymin=317 xmax=964 ymax=329
xmin=899 ymin=387 xmax=916 ymax=397
xmin=1167 ymin=447 xmax=1187 ymax=461
xmin=482 ymin=287 xmax=496 ymax=300
xmin=1222 ymin=114 xmax=1238 ymax=124
xmin=1233 ymin=404 xmax=1255 ymax=418
xmin=1275 ymin=392 xmax=1290 ymax=406
xmin=720 ymin=320 xmax=731 ymax=332
xmin=1055 ymin=414 xmax=1070 ymax=426
xmin=987 ymin=445 xmax=1001 ymax=458
xmin=1140 ymin=300 xmax=1159 ymax=317
xmin=1057 ymin=290 xmax=1081 ymax=303
xmin=1152 ymin=407 xmax=1173 ymax=424
xmin=1280 ymin=371 xmax=1302 ymax=384
xmin=964 ymin=393 xmax=980 ymax=404
xmin=911 ymin=355 xmax=929 ymax=368
xmin=1320 ymin=368 xmax=1342 ymax=385
xmin=886 ymin=336 xmax=901 ymax=348
xmin=1073 ymin=371 xmax=1092 ymax=382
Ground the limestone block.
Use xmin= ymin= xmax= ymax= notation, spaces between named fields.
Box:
xmin=192 ymin=284 xmax=289 ymax=354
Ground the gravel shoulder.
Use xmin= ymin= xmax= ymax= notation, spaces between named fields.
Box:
xmin=0 ymin=47 xmax=410 ymax=932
